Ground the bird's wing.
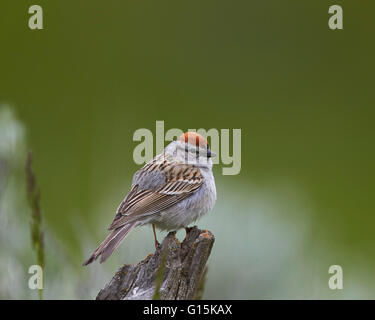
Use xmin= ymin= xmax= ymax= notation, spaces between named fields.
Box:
xmin=108 ymin=153 xmax=203 ymax=230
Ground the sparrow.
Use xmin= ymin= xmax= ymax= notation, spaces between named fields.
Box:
xmin=83 ymin=132 xmax=217 ymax=265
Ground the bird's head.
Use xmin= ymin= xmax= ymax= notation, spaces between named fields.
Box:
xmin=169 ymin=132 xmax=216 ymax=167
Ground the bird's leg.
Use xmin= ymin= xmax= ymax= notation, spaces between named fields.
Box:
xmin=152 ymin=224 xmax=160 ymax=249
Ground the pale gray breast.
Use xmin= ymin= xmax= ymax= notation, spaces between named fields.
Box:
xmin=176 ymin=169 xmax=216 ymax=215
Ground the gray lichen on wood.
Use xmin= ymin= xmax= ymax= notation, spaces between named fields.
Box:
xmin=96 ymin=226 xmax=215 ymax=300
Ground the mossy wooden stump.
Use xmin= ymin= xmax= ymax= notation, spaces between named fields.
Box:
xmin=96 ymin=227 xmax=215 ymax=300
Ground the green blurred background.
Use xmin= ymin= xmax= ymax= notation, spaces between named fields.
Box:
xmin=1 ymin=0 xmax=375 ymax=299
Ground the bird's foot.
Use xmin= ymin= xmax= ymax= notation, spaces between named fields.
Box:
xmin=183 ymin=227 xmax=193 ymax=241
xmin=154 ymin=240 xmax=160 ymax=249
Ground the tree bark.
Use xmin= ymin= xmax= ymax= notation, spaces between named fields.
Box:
xmin=96 ymin=226 xmax=215 ymax=300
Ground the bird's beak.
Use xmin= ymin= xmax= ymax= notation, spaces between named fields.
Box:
xmin=207 ymin=150 xmax=216 ymax=158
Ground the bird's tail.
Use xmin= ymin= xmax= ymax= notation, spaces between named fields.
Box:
xmin=82 ymin=222 xmax=137 ymax=266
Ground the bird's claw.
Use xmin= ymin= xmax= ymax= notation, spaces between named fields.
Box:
xmin=154 ymin=240 xmax=160 ymax=249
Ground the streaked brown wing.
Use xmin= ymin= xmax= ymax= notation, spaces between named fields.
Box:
xmin=108 ymin=163 xmax=203 ymax=230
